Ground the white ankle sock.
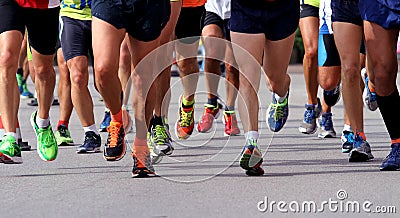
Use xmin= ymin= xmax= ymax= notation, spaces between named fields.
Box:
xmin=274 ymin=92 xmax=288 ymax=103
xmin=83 ymin=124 xmax=98 ymax=135
xmin=36 ymin=115 xmax=50 ymax=128
xmin=245 ymin=131 xmax=259 ymax=142
xmin=343 ymin=124 xmax=352 ymax=132
xmin=4 ymin=132 xmax=17 ymax=140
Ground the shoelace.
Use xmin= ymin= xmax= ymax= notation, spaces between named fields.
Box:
xmin=304 ymin=107 xmax=315 ymax=123
xmin=321 ymin=114 xmax=333 ymax=130
xmin=270 ymin=104 xmax=284 ymax=121
xmin=153 ymin=125 xmax=168 ymax=144
xmin=107 ymin=125 xmax=120 ymax=148
xmin=180 ymin=108 xmax=193 ymax=127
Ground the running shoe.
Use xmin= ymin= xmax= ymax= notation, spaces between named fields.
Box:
xmin=30 ymin=111 xmax=58 ymax=161
xmin=175 ymin=96 xmax=195 ymax=139
xmin=103 ymin=121 xmax=126 ymax=161
xmin=55 ymin=125 xmax=74 ymax=146
xmin=341 ymin=130 xmax=354 ymax=153
xmin=318 ymin=112 xmax=336 ymax=138
xmin=299 ymin=98 xmax=322 ymax=134
xmin=122 ymin=108 xmax=134 ymax=133
xmin=132 ymin=150 xmax=156 ymax=178
xmin=20 ymin=83 xmax=34 ymax=99
xmin=149 ymin=124 xmax=174 ymax=156
xmin=240 ymin=139 xmax=264 ymax=176
xmin=76 ymin=131 xmax=101 ymax=153
xmin=18 ymin=139 xmax=31 ymax=151
xmin=0 ymin=135 xmax=22 ymax=164
xmin=380 ymin=143 xmax=400 ymax=171
xmin=27 ymin=98 xmax=59 ymax=106
xmin=361 ymin=68 xmax=378 ymax=111
xmin=16 ymin=73 xmax=23 ymax=92
xmin=323 ymin=84 xmax=341 ymax=107
xmin=99 ymin=110 xmax=111 ymax=132
xmin=197 ymin=103 xmax=221 ymax=133
xmin=148 ymin=132 xmax=163 ymax=164
xmin=266 ymin=93 xmax=289 ymax=132
xmin=349 ymin=134 xmax=374 ymax=162
xmin=223 ymin=110 xmax=240 ymax=136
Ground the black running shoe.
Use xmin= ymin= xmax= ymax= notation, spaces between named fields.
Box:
xmin=132 ymin=151 xmax=156 ymax=178
xmin=18 ymin=139 xmax=31 ymax=151
xmin=103 ymin=121 xmax=126 ymax=161
xmin=323 ymin=84 xmax=341 ymax=107
xmin=76 ymin=131 xmax=101 ymax=153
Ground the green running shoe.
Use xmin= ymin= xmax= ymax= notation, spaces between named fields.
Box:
xmin=30 ymin=111 xmax=58 ymax=161
xmin=55 ymin=125 xmax=74 ymax=146
xmin=21 ymin=82 xmax=34 ymax=99
xmin=16 ymin=73 xmax=23 ymax=91
xmin=0 ymin=135 xmax=22 ymax=164
xmin=240 ymin=138 xmax=264 ymax=176
xmin=148 ymin=132 xmax=163 ymax=164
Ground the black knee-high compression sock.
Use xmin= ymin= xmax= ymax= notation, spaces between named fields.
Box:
xmin=376 ymin=88 xmax=400 ymax=141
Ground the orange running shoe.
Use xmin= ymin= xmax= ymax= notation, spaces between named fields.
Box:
xmin=197 ymin=104 xmax=221 ymax=133
xmin=175 ymin=97 xmax=195 ymax=140
xmin=223 ymin=111 xmax=240 ymax=136
xmin=103 ymin=121 xmax=126 ymax=161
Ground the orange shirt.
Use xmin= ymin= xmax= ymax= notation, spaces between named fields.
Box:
xmin=183 ymin=0 xmax=207 ymax=7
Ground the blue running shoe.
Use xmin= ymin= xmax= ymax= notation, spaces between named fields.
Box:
xmin=341 ymin=130 xmax=354 ymax=153
xmin=99 ymin=110 xmax=111 ymax=132
xmin=76 ymin=131 xmax=101 ymax=153
xmin=349 ymin=134 xmax=374 ymax=162
xmin=240 ymin=139 xmax=264 ymax=176
xmin=361 ymin=68 xmax=378 ymax=111
xmin=318 ymin=112 xmax=336 ymax=138
xmin=380 ymin=143 xmax=400 ymax=171
xmin=299 ymin=98 xmax=321 ymax=135
xmin=323 ymin=84 xmax=341 ymax=107
xmin=267 ymin=93 xmax=289 ymax=132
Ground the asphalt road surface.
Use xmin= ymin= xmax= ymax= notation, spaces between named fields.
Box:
xmin=1 ymin=65 xmax=399 ymax=217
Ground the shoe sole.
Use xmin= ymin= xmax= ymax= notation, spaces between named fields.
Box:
xmin=58 ymin=141 xmax=75 ymax=147
xmin=132 ymin=169 xmax=157 ymax=178
xmin=362 ymin=89 xmax=378 ymax=111
xmin=0 ymin=152 xmax=23 ymax=164
xmin=299 ymin=126 xmax=317 ymax=135
xmin=20 ymin=95 xmax=33 ymax=100
xmin=240 ymin=152 xmax=263 ymax=170
xmin=76 ymin=147 xmax=101 ymax=154
xmin=246 ymin=167 xmax=264 ymax=176
xmin=223 ymin=132 xmax=240 ymax=137
xmin=380 ymin=166 xmax=400 ymax=171
xmin=342 ymin=148 xmax=351 ymax=153
xmin=349 ymin=150 xmax=373 ymax=162
xmin=99 ymin=128 xmax=108 ymax=132
xmin=318 ymin=133 xmax=336 ymax=139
